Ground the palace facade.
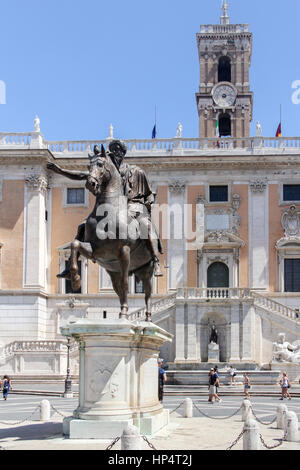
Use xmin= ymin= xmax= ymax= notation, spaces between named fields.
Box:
xmin=1 ymin=3 xmax=300 ymax=379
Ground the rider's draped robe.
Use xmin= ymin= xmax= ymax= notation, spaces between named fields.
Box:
xmin=119 ymin=163 xmax=162 ymax=254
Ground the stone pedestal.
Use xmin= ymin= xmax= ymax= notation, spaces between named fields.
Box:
xmin=208 ymin=341 xmax=220 ymax=362
xmin=61 ymin=318 xmax=172 ymax=439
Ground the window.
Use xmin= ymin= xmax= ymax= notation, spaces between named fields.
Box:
xmin=209 ymin=185 xmax=228 ymax=202
xmin=283 ymin=185 xmax=300 ymax=202
xmin=218 ymin=56 xmax=231 ymax=83
xmin=65 ymin=260 xmax=82 ymax=294
xmin=207 ymin=262 xmax=229 ymax=288
xmin=284 ymin=259 xmax=300 ymax=292
xmin=67 ymin=188 xmax=85 ymax=205
xmin=218 ymin=113 xmax=231 ymax=137
xmin=135 ymin=277 xmax=144 ymax=294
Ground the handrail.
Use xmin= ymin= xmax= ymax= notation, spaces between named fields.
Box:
xmin=252 ymin=292 xmax=297 ymax=321
xmin=128 ymin=293 xmax=177 ymax=321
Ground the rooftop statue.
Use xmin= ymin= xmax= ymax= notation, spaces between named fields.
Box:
xmin=47 ymin=140 xmax=163 ymax=321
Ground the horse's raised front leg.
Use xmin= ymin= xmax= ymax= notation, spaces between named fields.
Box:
xmin=70 ymin=240 xmax=94 ymax=292
xmin=119 ymin=245 xmax=130 ymax=319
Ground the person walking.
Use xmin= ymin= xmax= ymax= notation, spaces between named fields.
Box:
xmin=243 ymin=373 xmax=251 ymax=398
xmin=279 ymin=372 xmax=291 ymax=400
xmin=158 ymin=358 xmax=167 ymax=403
xmin=208 ymin=368 xmax=222 ymax=403
xmin=2 ymin=375 xmax=12 ymax=401
xmin=228 ymin=365 xmax=236 ymax=385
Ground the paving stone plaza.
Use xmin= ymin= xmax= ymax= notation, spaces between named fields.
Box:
xmin=0 ymin=386 xmax=300 ymax=451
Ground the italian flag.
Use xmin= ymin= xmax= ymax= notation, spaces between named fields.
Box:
xmin=216 ymin=120 xmax=219 ymax=138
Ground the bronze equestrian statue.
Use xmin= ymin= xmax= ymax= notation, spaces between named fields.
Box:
xmin=47 ymin=140 xmax=163 ymax=321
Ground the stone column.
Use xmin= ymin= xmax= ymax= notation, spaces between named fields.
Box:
xmin=241 ymin=301 xmax=254 ymax=361
xmin=23 ymin=175 xmax=48 ymax=289
xmin=174 ymin=303 xmax=185 ymax=362
xmin=230 ymin=302 xmax=240 ymax=361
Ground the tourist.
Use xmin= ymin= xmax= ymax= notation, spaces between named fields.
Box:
xmin=214 ymin=366 xmax=220 ymax=395
xmin=279 ymin=372 xmax=291 ymax=400
xmin=228 ymin=365 xmax=236 ymax=385
xmin=158 ymin=358 xmax=167 ymax=402
xmin=208 ymin=368 xmax=222 ymax=403
xmin=243 ymin=373 xmax=251 ymax=398
xmin=2 ymin=375 xmax=12 ymax=401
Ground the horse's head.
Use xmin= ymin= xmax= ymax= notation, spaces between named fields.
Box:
xmin=86 ymin=145 xmax=113 ymax=196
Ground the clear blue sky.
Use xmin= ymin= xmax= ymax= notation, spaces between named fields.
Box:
xmin=1 ymin=0 xmax=299 ymax=141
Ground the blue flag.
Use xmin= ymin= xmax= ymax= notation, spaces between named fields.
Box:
xmin=152 ymin=124 xmax=156 ymax=139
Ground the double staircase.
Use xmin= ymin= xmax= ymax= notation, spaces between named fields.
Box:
xmin=129 ymin=287 xmax=300 ymax=326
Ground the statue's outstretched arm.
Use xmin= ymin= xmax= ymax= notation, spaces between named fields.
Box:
xmin=47 ymin=162 xmax=88 ymax=180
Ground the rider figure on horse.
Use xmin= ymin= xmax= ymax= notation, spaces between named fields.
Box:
xmin=47 ymin=139 xmax=163 ymax=280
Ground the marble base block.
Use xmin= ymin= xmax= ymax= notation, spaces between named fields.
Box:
xmin=61 ymin=318 xmax=172 ymax=439
xmin=208 ymin=342 xmax=220 ymax=362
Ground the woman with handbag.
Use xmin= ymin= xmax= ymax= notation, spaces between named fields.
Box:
xmin=243 ymin=373 xmax=251 ymax=398
xmin=279 ymin=372 xmax=291 ymax=400
xmin=228 ymin=365 xmax=236 ymax=385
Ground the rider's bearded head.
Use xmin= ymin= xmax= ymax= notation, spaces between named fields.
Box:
xmin=108 ymin=140 xmax=127 ymax=170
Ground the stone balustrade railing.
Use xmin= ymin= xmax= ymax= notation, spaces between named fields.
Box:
xmin=1 ymin=132 xmax=300 ymax=155
xmin=128 ymin=287 xmax=299 ymax=323
xmin=3 ymin=340 xmax=66 ymax=355
xmin=252 ymin=292 xmax=298 ymax=321
xmin=45 ymin=136 xmax=300 ymax=157
xmin=199 ymin=24 xmax=249 ymax=33
xmin=176 ymin=287 xmax=251 ymax=300
xmin=128 ymin=293 xmax=177 ymax=321
xmin=0 ymin=132 xmax=32 ymax=147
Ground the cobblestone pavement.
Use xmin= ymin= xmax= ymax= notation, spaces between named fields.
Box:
xmin=0 ymin=394 xmax=299 ymax=450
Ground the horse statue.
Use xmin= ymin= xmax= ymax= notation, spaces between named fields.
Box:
xmin=47 ymin=144 xmax=162 ymax=321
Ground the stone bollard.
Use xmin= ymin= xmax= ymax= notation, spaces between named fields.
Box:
xmin=183 ymin=398 xmax=193 ymax=418
xmin=121 ymin=424 xmax=142 ymax=450
xmin=277 ymin=404 xmax=288 ymax=430
xmin=243 ymin=418 xmax=261 ymax=450
xmin=39 ymin=400 xmax=51 ymax=421
xmin=242 ymin=399 xmax=253 ymax=422
xmin=285 ymin=411 xmax=299 ymax=442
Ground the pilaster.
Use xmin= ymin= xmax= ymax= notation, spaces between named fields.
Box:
xmin=230 ymin=302 xmax=240 ymax=361
xmin=23 ymin=175 xmax=48 ymax=289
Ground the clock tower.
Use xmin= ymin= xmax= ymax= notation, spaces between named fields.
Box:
xmin=196 ymin=1 xmax=253 ymax=139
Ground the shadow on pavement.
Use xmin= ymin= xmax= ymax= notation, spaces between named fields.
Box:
xmin=0 ymin=422 xmax=63 ymax=441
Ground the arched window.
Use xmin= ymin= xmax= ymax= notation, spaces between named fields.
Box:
xmin=218 ymin=56 xmax=231 ymax=82
xmin=207 ymin=262 xmax=229 ymax=288
xmin=219 ymin=113 xmax=231 ymax=137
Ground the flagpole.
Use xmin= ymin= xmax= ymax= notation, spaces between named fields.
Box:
xmin=280 ymin=104 xmax=282 ymax=132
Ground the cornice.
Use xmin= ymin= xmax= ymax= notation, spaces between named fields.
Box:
xmin=0 ymin=149 xmax=53 ymax=165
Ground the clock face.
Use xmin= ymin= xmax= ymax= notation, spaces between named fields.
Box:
xmin=212 ymin=84 xmax=236 ymax=108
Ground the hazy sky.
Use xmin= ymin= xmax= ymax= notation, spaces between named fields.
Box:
xmin=1 ymin=0 xmax=299 ymax=141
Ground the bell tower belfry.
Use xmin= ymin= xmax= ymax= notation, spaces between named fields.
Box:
xmin=196 ymin=1 xmax=253 ymax=139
